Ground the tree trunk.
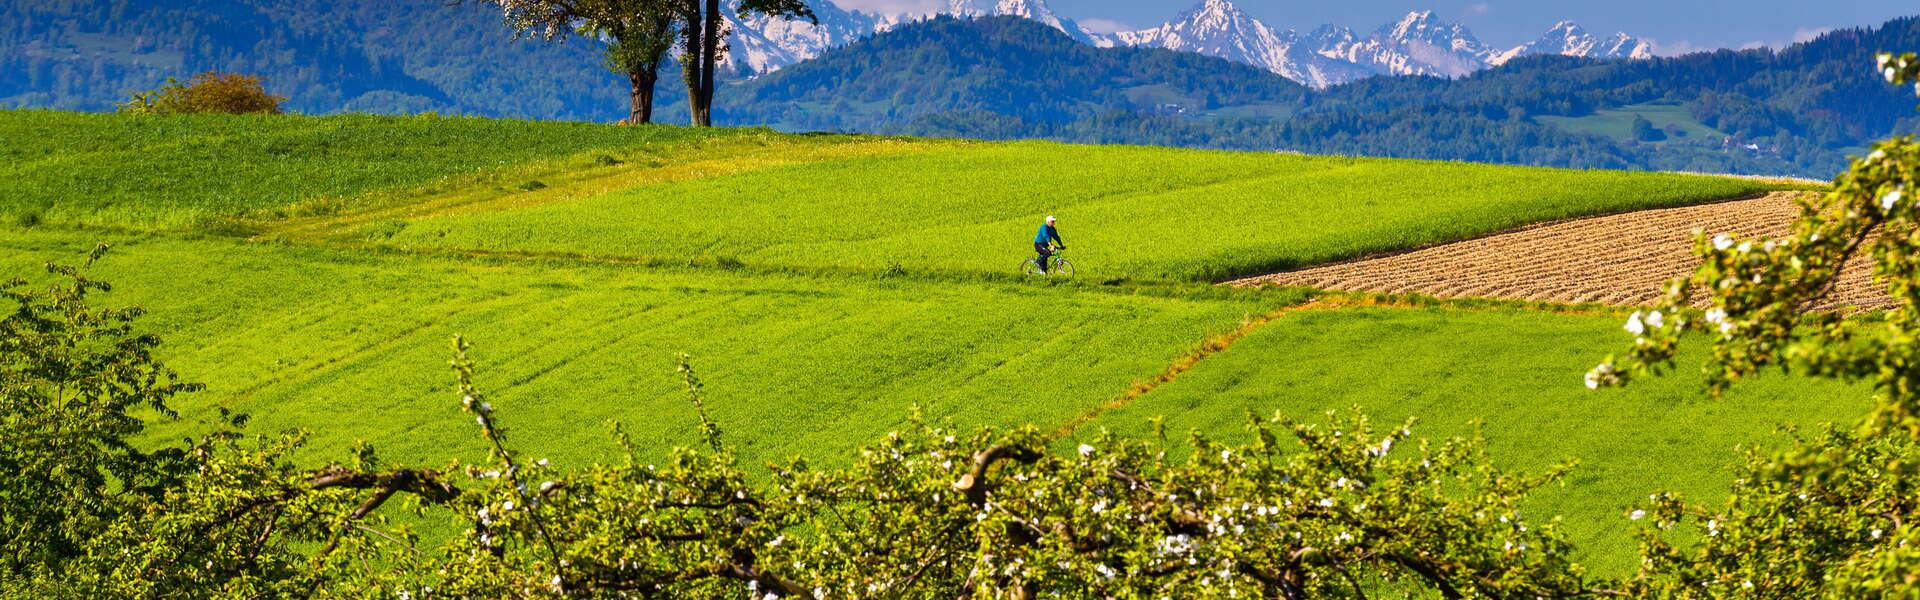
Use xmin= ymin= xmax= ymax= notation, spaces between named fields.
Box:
xmin=680 ymin=0 xmax=705 ymax=126
xmin=695 ymin=0 xmax=721 ymax=126
xmin=625 ymin=66 xmax=657 ymax=125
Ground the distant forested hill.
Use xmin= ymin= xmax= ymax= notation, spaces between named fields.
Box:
xmin=0 ymin=0 xmax=670 ymax=121
xmin=718 ymin=16 xmax=1309 ymax=142
xmin=726 ymin=15 xmax=1920 ymax=177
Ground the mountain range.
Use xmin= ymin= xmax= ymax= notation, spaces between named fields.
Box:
xmin=722 ymin=14 xmax=1920 ymax=178
xmin=722 ymin=0 xmax=1657 ymax=88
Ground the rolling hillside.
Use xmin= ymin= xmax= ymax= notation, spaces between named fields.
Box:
xmin=0 ymin=110 xmax=1865 ymax=572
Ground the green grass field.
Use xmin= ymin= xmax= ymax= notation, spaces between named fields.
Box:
xmin=0 ymin=110 xmax=1862 ymax=574
xmin=358 ymin=139 xmax=1778 ymax=282
xmin=1537 ymin=103 xmax=1728 ymax=143
xmin=1074 ymin=306 xmax=1866 ymax=571
xmin=0 ymin=230 xmax=1299 ymax=466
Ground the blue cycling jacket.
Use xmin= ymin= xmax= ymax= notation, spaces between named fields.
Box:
xmin=1034 ymin=224 xmax=1063 ymax=246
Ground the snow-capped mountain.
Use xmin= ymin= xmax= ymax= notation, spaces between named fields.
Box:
xmin=1490 ymin=21 xmax=1656 ymax=65
xmin=1308 ymin=11 xmax=1497 ymax=79
xmin=721 ymin=0 xmax=1103 ymax=74
xmin=718 ymin=0 xmax=1658 ymax=88
xmin=722 ymin=0 xmax=881 ymax=74
xmin=942 ymin=0 xmax=1100 ymax=44
xmin=1113 ymin=1 xmax=1656 ymax=87
xmin=1108 ymin=0 xmax=1371 ymax=88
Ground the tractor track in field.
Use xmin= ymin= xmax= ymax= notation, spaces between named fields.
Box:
xmin=1048 ymin=293 xmax=1631 ymax=438
xmin=1228 ymin=192 xmax=1896 ymax=311
xmin=258 ymin=138 xmax=946 ymax=243
xmin=1050 ymin=297 xmax=1348 ymax=438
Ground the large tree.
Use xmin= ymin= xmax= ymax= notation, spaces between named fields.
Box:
xmin=605 ymin=3 xmax=680 ymax=124
xmin=479 ymin=0 xmax=683 ymax=124
xmin=680 ymin=0 xmax=814 ymax=126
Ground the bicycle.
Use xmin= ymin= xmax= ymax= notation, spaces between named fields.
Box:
xmin=1022 ymin=248 xmax=1074 ymax=277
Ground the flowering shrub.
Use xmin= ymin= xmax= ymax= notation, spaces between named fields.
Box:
xmin=414 ymin=347 xmax=1606 ymax=598
xmin=1591 ymin=51 xmax=1920 ymax=596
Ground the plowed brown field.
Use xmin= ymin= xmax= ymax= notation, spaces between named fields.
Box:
xmin=1231 ymin=192 xmax=1895 ymax=309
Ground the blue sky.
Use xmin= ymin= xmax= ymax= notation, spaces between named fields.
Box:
xmin=837 ymin=0 xmax=1918 ymax=55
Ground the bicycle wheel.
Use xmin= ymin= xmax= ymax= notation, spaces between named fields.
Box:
xmin=1051 ymin=258 xmax=1075 ymax=278
xmin=1022 ymin=258 xmax=1046 ymax=276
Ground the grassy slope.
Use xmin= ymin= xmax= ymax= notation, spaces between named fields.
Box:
xmin=0 ymin=110 xmax=761 ymax=230
xmin=370 ymin=140 xmax=1783 ymax=282
xmin=1077 ymin=306 xmax=1868 ymax=572
xmin=0 ymin=230 xmax=1300 ymax=467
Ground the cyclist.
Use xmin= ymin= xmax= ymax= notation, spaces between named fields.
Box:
xmin=1033 ymin=215 xmax=1065 ymax=274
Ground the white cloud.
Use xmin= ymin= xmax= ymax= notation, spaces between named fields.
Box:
xmin=1078 ymin=18 xmax=1133 ymax=34
xmin=1626 ymin=25 xmax=1835 ymax=59
xmin=1463 ymin=2 xmax=1492 ymax=16
xmin=1645 ymin=38 xmax=1698 ymax=57
xmin=1791 ymin=27 xmax=1832 ymax=44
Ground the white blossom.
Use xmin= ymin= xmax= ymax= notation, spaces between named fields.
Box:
xmin=1078 ymin=444 xmax=1095 ymax=457
xmin=1713 ymin=233 xmax=1735 ymax=251
xmin=1884 ymin=188 xmax=1905 ymax=212
xmin=1624 ymin=311 xmax=1647 ymax=335
xmin=1629 ymin=509 xmax=1646 ymax=521
xmin=1585 ymin=362 xmax=1617 ymax=390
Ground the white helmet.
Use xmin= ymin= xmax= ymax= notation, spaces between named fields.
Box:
xmin=1045 ymin=215 xmax=1057 ymax=223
